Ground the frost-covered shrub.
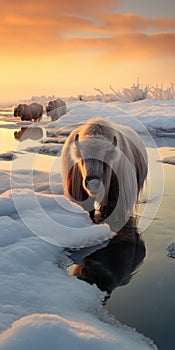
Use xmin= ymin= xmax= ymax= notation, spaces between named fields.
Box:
xmin=150 ymin=83 xmax=175 ymax=100
xmin=110 ymin=82 xmax=150 ymax=103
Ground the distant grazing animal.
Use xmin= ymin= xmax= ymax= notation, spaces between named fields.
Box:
xmin=46 ymin=98 xmax=67 ymax=121
xmin=14 ymin=103 xmax=43 ymax=122
xmin=61 ymin=118 xmax=148 ymax=231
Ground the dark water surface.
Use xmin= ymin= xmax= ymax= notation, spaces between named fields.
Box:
xmin=105 ymin=154 xmax=175 ymax=350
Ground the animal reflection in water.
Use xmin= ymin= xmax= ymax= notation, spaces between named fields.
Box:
xmin=61 ymin=118 xmax=148 ymax=231
xmin=14 ymin=127 xmax=43 ymax=142
xmin=71 ymin=218 xmax=146 ymax=300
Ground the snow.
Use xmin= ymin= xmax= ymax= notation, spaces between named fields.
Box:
xmin=0 ymin=169 xmax=63 ymax=195
xmin=1 ymin=98 xmax=174 ymax=350
xmin=0 ymin=189 xmax=113 ymax=248
xmin=25 ymin=143 xmax=63 ymax=156
xmin=0 ymin=192 xmax=156 ymax=350
xmin=0 ymin=314 xmax=156 ymax=350
xmin=49 ymin=100 xmax=175 ymax=136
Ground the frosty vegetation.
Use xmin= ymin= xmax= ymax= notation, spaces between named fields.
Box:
xmin=1 ymin=80 xmax=175 ymax=108
xmin=28 ymin=80 xmax=174 ymax=105
xmin=78 ymin=80 xmax=175 ymax=103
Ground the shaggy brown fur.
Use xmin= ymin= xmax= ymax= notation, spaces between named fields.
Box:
xmin=61 ymin=118 xmax=148 ymax=231
xmin=14 ymin=103 xmax=43 ymax=122
xmin=46 ymin=99 xmax=67 ymax=121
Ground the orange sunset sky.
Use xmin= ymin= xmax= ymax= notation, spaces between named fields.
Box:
xmin=1 ymin=0 xmax=175 ymax=101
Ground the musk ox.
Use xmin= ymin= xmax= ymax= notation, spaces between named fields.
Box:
xmin=61 ymin=117 xmax=148 ymax=231
xmin=14 ymin=103 xmax=43 ymax=122
xmin=46 ymin=98 xmax=67 ymax=121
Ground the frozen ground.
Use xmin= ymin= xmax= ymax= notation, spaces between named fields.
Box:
xmin=0 ymin=99 xmax=175 ymax=349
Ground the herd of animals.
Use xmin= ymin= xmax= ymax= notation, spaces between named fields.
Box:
xmin=13 ymin=99 xmax=148 ymax=232
xmin=14 ymin=98 xmax=67 ymax=122
xmin=12 ymin=100 xmax=148 ymax=293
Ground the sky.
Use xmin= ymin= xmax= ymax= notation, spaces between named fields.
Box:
xmin=1 ymin=0 xmax=175 ymax=101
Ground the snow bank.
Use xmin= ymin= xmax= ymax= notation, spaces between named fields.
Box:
xmin=0 ymin=169 xmax=63 ymax=195
xmin=0 ymin=314 xmax=157 ymax=350
xmin=49 ymin=102 xmax=146 ymax=134
xmin=25 ymin=143 xmax=63 ymax=156
xmin=0 ymin=188 xmax=113 ymax=248
xmin=0 ymin=196 xmax=157 ymax=350
xmin=49 ymin=100 xmax=175 ymax=136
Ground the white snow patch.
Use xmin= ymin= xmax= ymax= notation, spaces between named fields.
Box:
xmin=25 ymin=143 xmax=63 ymax=156
xmin=0 ymin=314 xmax=157 ymax=350
xmin=0 ymin=169 xmax=63 ymax=195
xmin=0 ymin=188 xmax=113 ymax=248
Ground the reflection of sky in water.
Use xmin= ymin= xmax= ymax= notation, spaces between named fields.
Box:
xmin=0 ymin=124 xmax=61 ymax=172
xmin=0 ymin=124 xmax=19 ymax=153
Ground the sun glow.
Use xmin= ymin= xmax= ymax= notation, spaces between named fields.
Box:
xmin=0 ymin=0 xmax=175 ymax=101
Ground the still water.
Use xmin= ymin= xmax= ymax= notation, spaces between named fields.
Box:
xmin=0 ymin=116 xmax=175 ymax=349
xmin=106 ymin=157 xmax=175 ymax=350
xmin=0 ymin=120 xmax=61 ymax=172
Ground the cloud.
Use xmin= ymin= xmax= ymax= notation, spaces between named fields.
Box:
xmin=1 ymin=0 xmax=117 ymax=53
xmin=1 ymin=0 xmax=175 ymax=62
xmin=104 ymin=33 xmax=175 ymax=60
xmin=55 ymin=33 xmax=175 ymax=61
xmin=3 ymin=0 xmax=117 ymax=16
xmin=97 ymin=13 xmax=175 ymax=33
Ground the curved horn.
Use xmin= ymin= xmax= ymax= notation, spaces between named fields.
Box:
xmin=112 ymin=135 xmax=117 ymax=147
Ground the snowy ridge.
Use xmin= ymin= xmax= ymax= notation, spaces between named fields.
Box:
xmin=47 ymin=100 xmax=175 ymax=135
